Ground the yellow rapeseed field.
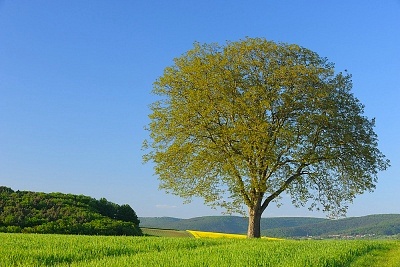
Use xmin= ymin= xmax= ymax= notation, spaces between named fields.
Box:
xmin=187 ymin=230 xmax=283 ymax=240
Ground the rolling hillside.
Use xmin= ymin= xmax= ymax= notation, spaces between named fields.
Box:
xmin=140 ymin=216 xmax=326 ymax=234
xmin=140 ymin=214 xmax=400 ymax=237
xmin=264 ymin=214 xmax=400 ymax=237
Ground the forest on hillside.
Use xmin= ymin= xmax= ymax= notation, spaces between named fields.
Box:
xmin=263 ymin=214 xmax=400 ymax=237
xmin=0 ymin=186 xmax=142 ymax=236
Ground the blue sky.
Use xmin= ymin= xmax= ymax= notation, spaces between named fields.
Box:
xmin=1 ymin=1 xmax=399 ymax=219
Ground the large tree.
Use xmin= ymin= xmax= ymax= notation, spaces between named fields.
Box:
xmin=144 ymin=38 xmax=389 ymax=238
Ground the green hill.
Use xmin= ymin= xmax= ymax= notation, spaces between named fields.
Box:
xmin=140 ymin=216 xmax=326 ymax=234
xmin=0 ymin=186 xmax=142 ymax=236
xmin=140 ymin=214 xmax=400 ymax=237
xmin=264 ymin=214 xmax=400 ymax=237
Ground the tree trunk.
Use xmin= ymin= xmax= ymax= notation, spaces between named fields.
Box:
xmin=247 ymin=205 xmax=262 ymax=238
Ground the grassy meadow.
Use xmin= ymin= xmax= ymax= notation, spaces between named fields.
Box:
xmin=1 ymin=233 xmax=400 ymax=266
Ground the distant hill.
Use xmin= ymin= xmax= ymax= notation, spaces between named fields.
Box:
xmin=140 ymin=216 xmax=326 ymax=234
xmin=140 ymin=214 xmax=400 ymax=237
xmin=264 ymin=214 xmax=400 ymax=237
xmin=0 ymin=186 xmax=142 ymax=236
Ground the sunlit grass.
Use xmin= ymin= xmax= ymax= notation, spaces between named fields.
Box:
xmin=1 ymin=233 xmax=399 ymax=266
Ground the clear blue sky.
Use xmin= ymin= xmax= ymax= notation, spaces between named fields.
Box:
xmin=1 ymin=1 xmax=399 ymax=219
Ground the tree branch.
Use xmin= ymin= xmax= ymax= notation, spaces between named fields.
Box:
xmin=261 ymin=164 xmax=307 ymax=213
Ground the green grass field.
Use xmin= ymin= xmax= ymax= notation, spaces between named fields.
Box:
xmin=1 ymin=233 xmax=399 ymax=266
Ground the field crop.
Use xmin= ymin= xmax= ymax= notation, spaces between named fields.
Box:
xmin=1 ymin=233 xmax=399 ymax=266
xmin=141 ymin=227 xmax=193 ymax=237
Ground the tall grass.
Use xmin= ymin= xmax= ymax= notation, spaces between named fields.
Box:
xmin=0 ymin=233 xmax=398 ymax=266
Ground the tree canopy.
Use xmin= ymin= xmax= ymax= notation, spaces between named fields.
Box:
xmin=144 ymin=37 xmax=389 ymax=237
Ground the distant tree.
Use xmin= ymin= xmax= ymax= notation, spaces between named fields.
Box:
xmin=96 ymin=198 xmax=117 ymax=218
xmin=144 ymin=37 xmax=390 ymax=238
xmin=0 ymin=186 xmax=14 ymax=194
xmin=116 ymin=204 xmax=140 ymax=225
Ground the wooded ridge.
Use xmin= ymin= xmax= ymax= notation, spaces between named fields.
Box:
xmin=0 ymin=186 xmax=142 ymax=236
